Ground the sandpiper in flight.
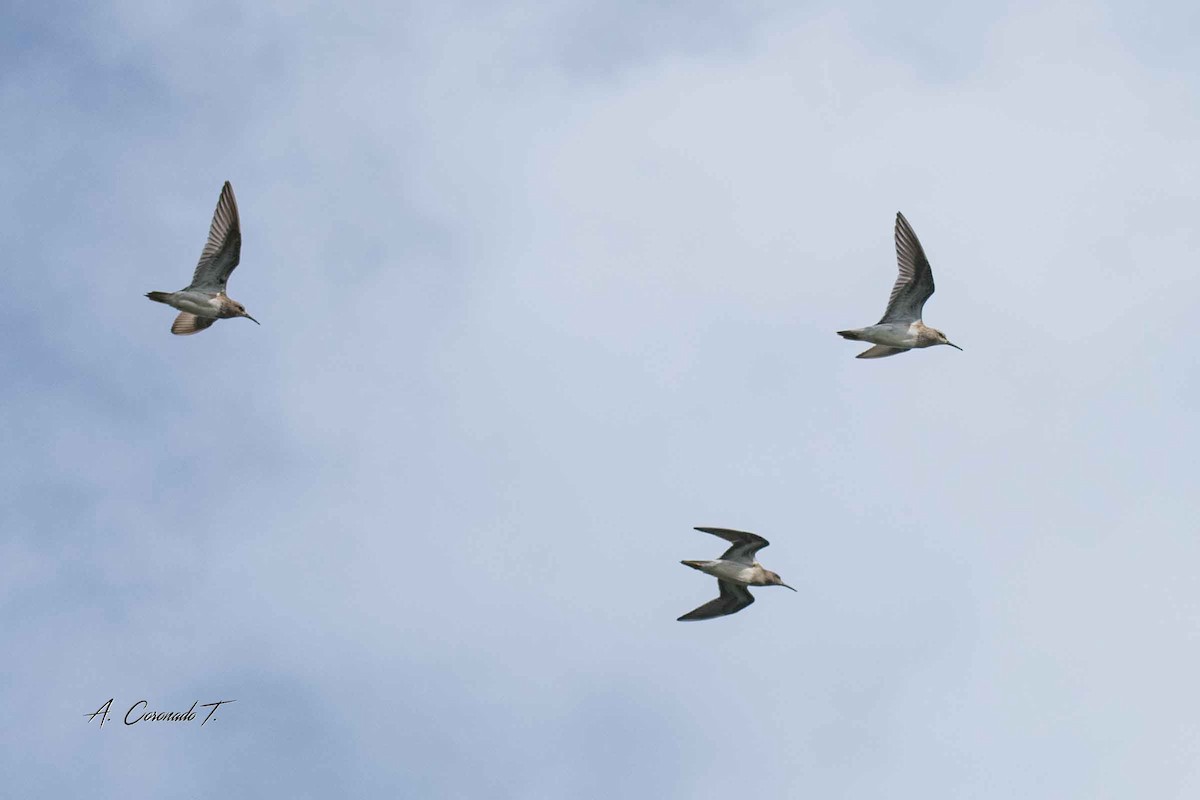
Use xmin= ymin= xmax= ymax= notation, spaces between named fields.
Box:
xmin=838 ymin=212 xmax=960 ymax=358
xmin=146 ymin=181 xmax=259 ymax=335
xmin=678 ymin=527 xmax=795 ymax=621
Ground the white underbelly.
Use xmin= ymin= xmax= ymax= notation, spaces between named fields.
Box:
xmin=862 ymin=323 xmax=919 ymax=347
xmin=174 ymin=294 xmax=222 ymax=317
xmin=706 ymin=561 xmax=757 ymax=584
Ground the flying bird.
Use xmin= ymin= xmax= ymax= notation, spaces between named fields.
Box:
xmin=146 ymin=181 xmax=259 ymax=335
xmin=678 ymin=527 xmax=795 ymax=621
xmin=837 ymin=212 xmax=960 ymax=358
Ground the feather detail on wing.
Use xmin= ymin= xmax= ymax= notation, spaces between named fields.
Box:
xmin=677 ymin=580 xmax=755 ymax=621
xmin=171 ymin=312 xmax=216 ymax=335
xmin=187 ymin=181 xmax=242 ymax=293
xmin=879 ymin=212 xmax=935 ymax=324
xmin=693 ymin=527 xmax=770 ymax=565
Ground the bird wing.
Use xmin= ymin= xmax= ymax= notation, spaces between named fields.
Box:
xmin=694 ymin=527 xmax=770 ymax=565
xmin=170 ymin=312 xmax=216 ymax=336
xmin=677 ymin=581 xmax=755 ymax=621
xmin=187 ymin=181 xmax=242 ymax=293
xmin=878 ymin=212 xmax=935 ymax=324
xmin=856 ymin=344 xmax=909 ymax=359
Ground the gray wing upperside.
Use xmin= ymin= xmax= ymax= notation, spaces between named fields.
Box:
xmin=187 ymin=181 xmax=242 ymax=293
xmin=677 ymin=580 xmax=755 ymax=621
xmin=694 ymin=526 xmax=770 ymax=565
xmin=878 ymin=212 xmax=935 ymax=324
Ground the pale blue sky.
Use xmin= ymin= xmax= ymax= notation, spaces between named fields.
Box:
xmin=3 ymin=1 xmax=1200 ymax=797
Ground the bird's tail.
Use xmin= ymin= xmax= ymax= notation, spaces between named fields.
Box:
xmin=681 ymin=560 xmax=707 ymax=571
xmin=145 ymin=291 xmax=173 ymax=305
xmin=837 ymin=329 xmax=864 ymax=341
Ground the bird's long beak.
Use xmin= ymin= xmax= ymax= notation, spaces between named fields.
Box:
xmin=781 ymin=583 xmax=797 ymax=591
xmin=947 ymin=342 xmax=962 ymax=351
xmin=243 ymin=313 xmax=260 ymax=325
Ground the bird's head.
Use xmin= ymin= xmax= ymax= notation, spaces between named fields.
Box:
xmin=232 ymin=301 xmax=259 ymax=325
xmin=931 ymin=328 xmax=961 ymax=350
xmin=766 ymin=571 xmax=796 ymax=591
